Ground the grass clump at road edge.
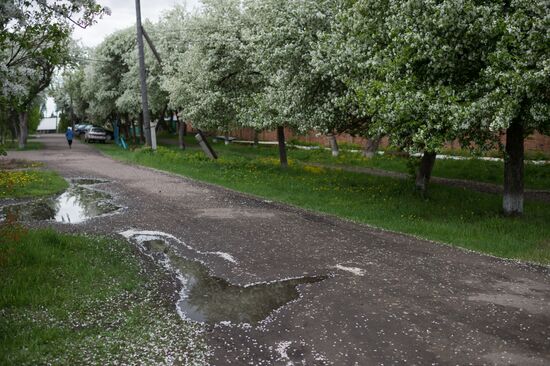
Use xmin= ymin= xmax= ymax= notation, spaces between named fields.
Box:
xmin=0 ymin=169 xmax=68 ymax=199
xmin=0 ymin=226 xmax=208 ymax=365
xmin=97 ymin=145 xmax=550 ymax=265
xmin=1 ymin=141 xmax=43 ymax=151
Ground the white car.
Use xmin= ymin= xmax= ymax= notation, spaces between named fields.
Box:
xmin=84 ymin=127 xmax=107 ymax=143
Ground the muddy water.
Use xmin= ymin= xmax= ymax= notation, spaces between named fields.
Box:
xmin=71 ymin=178 xmax=108 ymax=186
xmin=143 ymin=239 xmax=325 ymax=324
xmin=3 ymin=179 xmax=119 ymax=223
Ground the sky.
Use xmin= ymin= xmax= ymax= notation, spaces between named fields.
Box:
xmin=46 ymin=0 xmax=202 ymax=116
xmin=73 ymin=0 xmax=203 ymax=48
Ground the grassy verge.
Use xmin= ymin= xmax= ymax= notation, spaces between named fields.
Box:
xmin=0 ymin=226 xmax=208 ymax=365
xmin=157 ymin=135 xmax=550 ymax=190
xmin=1 ymin=141 xmax=44 ymax=151
xmin=315 ymin=150 xmax=550 ymax=190
xmin=0 ymin=169 xmax=68 ymax=199
xmin=97 ymin=144 xmax=550 ymax=264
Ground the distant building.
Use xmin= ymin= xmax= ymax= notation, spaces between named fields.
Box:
xmin=37 ymin=117 xmax=58 ymax=134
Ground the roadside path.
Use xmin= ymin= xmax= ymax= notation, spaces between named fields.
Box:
xmin=305 ymin=162 xmax=550 ymax=203
xmin=5 ymin=134 xmax=550 ymax=365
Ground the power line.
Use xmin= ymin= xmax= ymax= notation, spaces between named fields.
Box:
xmin=72 ymin=57 xmax=112 ymax=64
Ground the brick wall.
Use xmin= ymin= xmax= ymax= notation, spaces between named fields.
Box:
xmin=523 ymin=132 xmax=550 ymax=153
xmin=187 ymin=123 xmax=550 ymax=155
xmin=228 ymin=127 xmax=384 ymax=148
xmin=228 ymin=128 xmax=550 ymax=155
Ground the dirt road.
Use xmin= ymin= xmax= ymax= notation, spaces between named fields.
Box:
xmin=6 ymin=134 xmax=550 ymax=365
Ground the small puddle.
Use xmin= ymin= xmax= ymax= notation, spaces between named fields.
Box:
xmin=141 ymin=238 xmax=325 ymax=325
xmin=70 ymin=178 xmax=108 ymax=186
xmin=2 ymin=179 xmax=120 ymax=223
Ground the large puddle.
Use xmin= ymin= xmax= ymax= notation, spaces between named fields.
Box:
xmin=2 ymin=178 xmax=120 ymax=223
xmin=133 ymin=236 xmax=325 ymax=325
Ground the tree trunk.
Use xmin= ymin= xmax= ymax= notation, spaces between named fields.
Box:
xmin=121 ymin=114 xmax=127 ymax=140
xmin=12 ymin=111 xmax=19 ymax=142
xmin=18 ymin=111 xmax=28 ymax=149
xmin=112 ymin=115 xmax=120 ymax=144
xmin=0 ymin=123 xmax=4 ymax=145
xmin=362 ymin=136 xmax=380 ymax=158
xmin=70 ymin=104 xmax=76 ymax=131
xmin=224 ymin=130 xmax=230 ymax=145
xmin=139 ymin=112 xmax=145 ymax=144
xmin=179 ymin=112 xmax=187 ymax=136
xmin=277 ymin=126 xmax=288 ymax=168
xmin=328 ymin=133 xmax=339 ymax=157
xmin=68 ymin=93 xmax=76 ymax=131
xmin=156 ymin=108 xmax=166 ymax=133
xmin=415 ymin=151 xmax=437 ymax=194
xmin=123 ymin=123 xmax=128 ymax=141
xmin=178 ymin=120 xmax=186 ymax=150
xmin=131 ymin=119 xmax=136 ymax=144
xmin=174 ymin=111 xmax=185 ymax=150
xmin=253 ymin=130 xmax=259 ymax=148
xmin=503 ymin=120 xmax=524 ymax=216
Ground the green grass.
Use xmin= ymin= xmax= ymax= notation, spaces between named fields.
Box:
xmin=0 ymin=169 xmax=68 ymax=199
xmin=0 ymin=228 xmax=208 ymax=365
xmin=1 ymin=141 xmax=43 ymax=151
xmin=156 ymin=135 xmax=550 ymax=190
xmin=97 ymin=144 xmax=550 ymax=264
xmin=439 ymin=146 xmax=550 ymax=161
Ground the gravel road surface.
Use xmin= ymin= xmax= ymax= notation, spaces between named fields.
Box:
xmin=5 ymin=134 xmax=550 ymax=365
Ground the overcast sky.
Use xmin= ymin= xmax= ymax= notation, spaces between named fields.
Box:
xmin=47 ymin=0 xmax=203 ymax=115
xmin=73 ymin=0 xmax=203 ymax=48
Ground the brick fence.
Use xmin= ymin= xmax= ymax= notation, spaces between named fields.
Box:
xmin=181 ymin=121 xmax=549 ymax=155
xmin=524 ymin=132 xmax=550 ymax=153
xmin=223 ymin=127 xmax=550 ymax=155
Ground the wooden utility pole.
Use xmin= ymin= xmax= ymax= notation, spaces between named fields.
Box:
xmin=134 ymin=0 xmax=152 ymax=147
xmin=277 ymin=126 xmax=288 ymax=167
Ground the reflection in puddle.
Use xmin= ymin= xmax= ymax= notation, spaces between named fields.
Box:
xmin=139 ymin=238 xmax=325 ymax=325
xmin=3 ymin=179 xmax=120 ymax=223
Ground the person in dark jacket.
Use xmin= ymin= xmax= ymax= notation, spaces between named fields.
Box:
xmin=65 ymin=127 xmax=74 ymax=149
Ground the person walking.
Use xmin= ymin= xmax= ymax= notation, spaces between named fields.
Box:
xmin=65 ymin=127 xmax=74 ymax=149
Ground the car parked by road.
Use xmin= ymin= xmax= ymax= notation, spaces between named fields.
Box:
xmin=76 ymin=124 xmax=93 ymax=136
xmin=84 ymin=127 xmax=108 ymax=143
